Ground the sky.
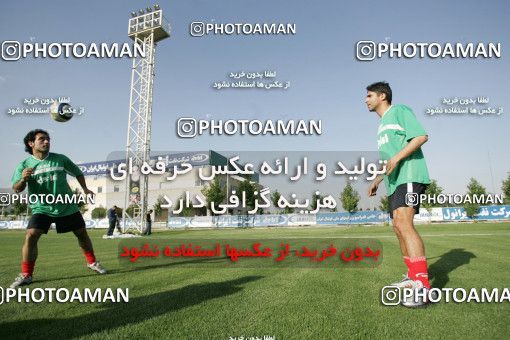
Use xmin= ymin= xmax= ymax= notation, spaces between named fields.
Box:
xmin=1 ymin=0 xmax=509 ymax=209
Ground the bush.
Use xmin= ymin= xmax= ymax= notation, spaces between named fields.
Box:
xmin=91 ymin=206 xmax=107 ymax=219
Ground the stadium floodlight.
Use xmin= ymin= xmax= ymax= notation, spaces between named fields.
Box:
xmin=131 ymin=11 xmax=137 ymax=17
xmin=146 ymin=7 xmax=152 ymax=12
xmin=124 ymin=7 xmax=170 ymax=234
xmin=139 ymin=9 xmax=145 ymax=15
xmin=154 ymin=4 xmax=160 ymax=10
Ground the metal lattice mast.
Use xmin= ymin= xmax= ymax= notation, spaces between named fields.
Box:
xmin=123 ymin=5 xmax=170 ymax=233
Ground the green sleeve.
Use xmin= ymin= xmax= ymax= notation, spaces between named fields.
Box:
xmin=398 ymin=105 xmax=427 ymax=141
xmin=63 ymin=155 xmax=84 ymax=177
xmin=11 ymin=162 xmax=24 ymax=185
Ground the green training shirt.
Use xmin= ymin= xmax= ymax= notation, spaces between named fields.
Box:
xmin=11 ymin=152 xmax=84 ymax=217
xmin=377 ymin=104 xmax=431 ymax=196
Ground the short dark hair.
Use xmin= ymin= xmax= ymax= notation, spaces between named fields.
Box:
xmin=366 ymin=82 xmax=392 ymax=104
xmin=23 ymin=129 xmax=50 ymax=154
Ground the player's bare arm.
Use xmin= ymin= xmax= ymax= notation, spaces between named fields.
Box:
xmin=385 ymin=135 xmax=428 ymax=176
xmin=368 ymin=175 xmax=384 ymax=197
xmin=12 ymin=168 xmax=34 ymax=193
xmin=76 ymin=175 xmax=95 ymax=196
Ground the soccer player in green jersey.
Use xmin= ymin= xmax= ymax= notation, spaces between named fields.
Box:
xmin=365 ymin=82 xmax=433 ymax=307
xmin=10 ymin=129 xmax=106 ymax=288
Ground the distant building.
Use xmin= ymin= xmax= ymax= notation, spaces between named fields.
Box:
xmin=68 ymin=151 xmax=259 ymax=219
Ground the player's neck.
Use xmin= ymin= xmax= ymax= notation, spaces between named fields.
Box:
xmin=377 ymin=103 xmax=391 ymax=118
xmin=32 ymin=150 xmax=49 ymax=160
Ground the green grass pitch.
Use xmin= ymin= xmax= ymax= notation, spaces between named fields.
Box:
xmin=1 ymin=222 xmax=509 ymax=339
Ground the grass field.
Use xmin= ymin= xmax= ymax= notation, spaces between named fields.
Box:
xmin=1 ymin=222 xmax=509 ymax=339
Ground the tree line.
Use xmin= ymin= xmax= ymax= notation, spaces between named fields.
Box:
xmin=3 ymin=174 xmax=510 ymax=219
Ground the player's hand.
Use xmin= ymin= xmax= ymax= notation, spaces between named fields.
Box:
xmin=368 ymin=181 xmax=378 ymax=197
xmin=385 ymin=157 xmax=400 ymax=176
xmin=21 ymin=168 xmax=34 ymax=181
xmin=83 ymin=188 xmax=95 ymax=198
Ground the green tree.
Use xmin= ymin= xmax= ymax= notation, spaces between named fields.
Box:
xmin=502 ymin=172 xmax=510 ymax=205
xmin=310 ymin=192 xmax=324 ymax=212
xmin=464 ymin=178 xmax=487 ymax=218
xmin=182 ymin=206 xmax=195 ymax=217
xmin=379 ymin=195 xmax=389 ymax=212
xmin=422 ymin=179 xmax=444 ymax=210
xmin=270 ymin=189 xmax=294 ymax=214
xmin=174 ymin=193 xmax=196 ymax=217
xmin=201 ymin=177 xmax=227 ymax=216
xmin=12 ymin=201 xmax=29 ymax=218
xmin=282 ymin=206 xmax=295 ymax=214
xmin=271 ymin=190 xmax=281 ymax=213
xmin=126 ymin=204 xmax=139 ymax=217
xmin=91 ymin=206 xmax=107 ymax=219
xmin=234 ymin=179 xmax=258 ymax=213
xmin=340 ymin=182 xmax=360 ymax=213
xmin=153 ymin=195 xmax=167 ymax=219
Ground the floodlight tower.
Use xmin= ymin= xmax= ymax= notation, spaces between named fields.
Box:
xmin=123 ymin=5 xmax=170 ymax=233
